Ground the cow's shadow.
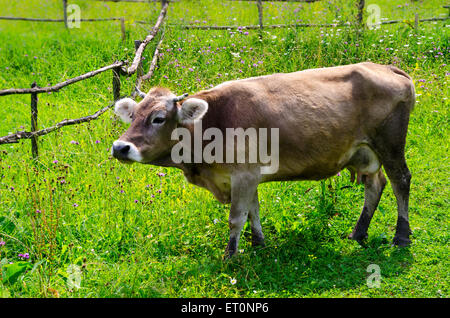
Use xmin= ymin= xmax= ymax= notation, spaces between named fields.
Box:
xmin=250 ymin=231 xmax=413 ymax=295
xmin=184 ymin=225 xmax=414 ymax=296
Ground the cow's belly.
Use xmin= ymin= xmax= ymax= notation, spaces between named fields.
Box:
xmin=262 ymin=142 xmax=380 ymax=182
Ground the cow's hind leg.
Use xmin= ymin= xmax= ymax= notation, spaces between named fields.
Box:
xmin=383 ymin=159 xmax=412 ymax=246
xmin=349 ymin=169 xmax=386 ymax=245
xmin=372 ymin=101 xmax=413 ymax=246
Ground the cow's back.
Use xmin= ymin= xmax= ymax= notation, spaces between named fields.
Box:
xmin=190 ymin=62 xmax=414 ymax=180
xmin=198 ymin=62 xmax=413 ymax=128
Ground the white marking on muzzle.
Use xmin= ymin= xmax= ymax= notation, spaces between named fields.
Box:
xmin=112 ymin=140 xmax=143 ymax=162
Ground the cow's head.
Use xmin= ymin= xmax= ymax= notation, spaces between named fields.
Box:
xmin=111 ymin=87 xmax=208 ymax=164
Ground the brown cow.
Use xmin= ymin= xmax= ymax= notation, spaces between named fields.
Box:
xmin=112 ymin=62 xmax=415 ymax=257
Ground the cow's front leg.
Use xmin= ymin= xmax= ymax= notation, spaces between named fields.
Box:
xmin=248 ymin=192 xmax=265 ymax=247
xmin=225 ymin=172 xmax=261 ymax=258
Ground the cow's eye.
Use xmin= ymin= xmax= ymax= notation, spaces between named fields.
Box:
xmin=152 ymin=116 xmax=166 ymax=125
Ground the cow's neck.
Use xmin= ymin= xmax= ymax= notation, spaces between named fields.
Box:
xmin=150 ymin=155 xmax=231 ymax=204
xmin=149 ymin=154 xmax=200 ymax=177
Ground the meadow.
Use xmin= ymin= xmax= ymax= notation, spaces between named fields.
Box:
xmin=0 ymin=0 xmax=448 ymax=298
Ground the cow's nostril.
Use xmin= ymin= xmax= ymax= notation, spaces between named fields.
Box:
xmin=120 ymin=145 xmax=130 ymax=154
xmin=112 ymin=142 xmax=132 ymax=160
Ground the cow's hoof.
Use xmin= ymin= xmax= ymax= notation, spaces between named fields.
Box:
xmin=224 ymin=238 xmax=237 ymax=259
xmin=252 ymin=241 xmax=265 ymax=248
xmin=251 ymin=235 xmax=265 ymax=248
xmin=348 ymin=232 xmax=368 ymax=247
xmin=392 ymin=236 xmax=411 ymax=247
xmin=223 ymin=250 xmax=237 ymax=260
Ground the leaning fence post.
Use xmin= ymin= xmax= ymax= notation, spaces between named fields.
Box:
xmin=63 ymin=0 xmax=68 ymax=28
xmin=30 ymin=82 xmax=39 ymax=159
xmin=112 ymin=66 xmax=121 ymax=101
xmin=134 ymin=40 xmax=144 ymax=78
xmin=414 ymin=13 xmax=419 ymax=29
xmin=134 ymin=40 xmax=144 ymax=93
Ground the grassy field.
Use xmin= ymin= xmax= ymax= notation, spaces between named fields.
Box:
xmin=0 ymin=0 xmax=448 ymax=298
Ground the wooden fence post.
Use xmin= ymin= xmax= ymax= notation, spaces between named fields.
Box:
xmin=414 ymin=13 xmax=419 ymax=29
xmin=120 ymin=17 xmax=126 ymax=41
xmin=256 ymin=0 xmax=264 ymax=39
xmin=30 ymin=82 xmax=39 ymax=159
xmin=257 ymin=0 xmax=263 ymax=30
xmin=63 ymin=0 xmax=68 ymax=28
xmin=357 ymin=0 xmax=365 ymax=26
xmin=112 ymin=67 xmax=121 ymax=101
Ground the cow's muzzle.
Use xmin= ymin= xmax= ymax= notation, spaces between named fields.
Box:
xmin=112 ymin=140 xmax=143 ymax=163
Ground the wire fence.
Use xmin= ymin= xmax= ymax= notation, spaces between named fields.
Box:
xmin=0 ymin=0 xmax=448 ymax=158
xmin=2 ymin=0 xmax=447 ymax=31
xmin=0 ymin=0 xmax=170 ymax=157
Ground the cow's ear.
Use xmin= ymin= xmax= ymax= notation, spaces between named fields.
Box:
xmin=114 ymin=98 xmax=137 ymax=123
xmin=178 ymin=98 xmax=208 ymax=124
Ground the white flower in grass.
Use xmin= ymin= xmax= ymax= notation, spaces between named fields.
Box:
xmin=230 ymin=278 xmax=237 ymax=285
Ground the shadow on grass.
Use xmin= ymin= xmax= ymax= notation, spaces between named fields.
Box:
xmin=178 ymin=225 xmax=414 ymax=296
xmin=249 ymin=232 xmax=414 ymax=295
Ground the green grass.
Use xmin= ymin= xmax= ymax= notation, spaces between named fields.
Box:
xmin=0 ymin=0 xmax=449 ymax=298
